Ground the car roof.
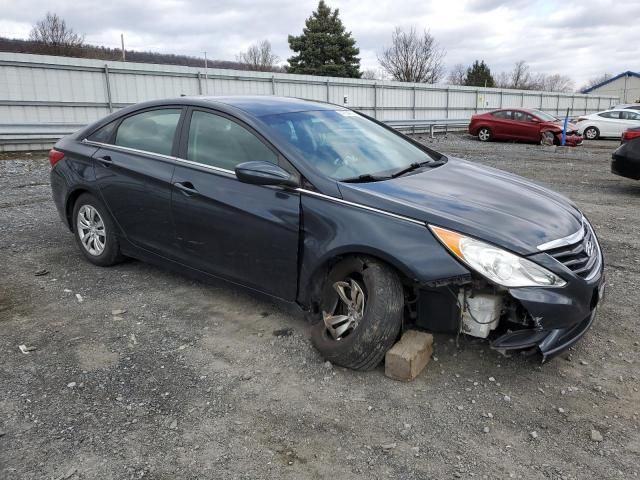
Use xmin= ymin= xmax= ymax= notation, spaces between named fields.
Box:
xmin=195 ymin=95 xmax=346 ymax=117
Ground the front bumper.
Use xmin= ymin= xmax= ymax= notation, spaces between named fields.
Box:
xmin=557 ymin=132 xmax=583 ymax=146
xmin=491 ymin=273 xmax=605 ymax=361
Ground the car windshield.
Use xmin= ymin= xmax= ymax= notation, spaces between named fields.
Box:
xmin=530 ymin=110 xmax=558 ymax=122
xmin=260 ymin=110 xmax=442 ymax=181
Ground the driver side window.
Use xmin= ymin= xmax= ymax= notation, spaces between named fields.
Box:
xmin=186 ymin=111 xmax=278 ymax=170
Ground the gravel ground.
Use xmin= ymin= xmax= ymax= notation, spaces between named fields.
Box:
xmin=1 ymin=135 xmax=639 ymax=480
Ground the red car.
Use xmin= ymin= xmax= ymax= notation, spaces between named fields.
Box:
xmin=469 ymin=108 xmax=583 ymax=146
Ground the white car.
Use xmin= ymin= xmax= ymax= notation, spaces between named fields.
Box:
xmin=576 ymin=109 xmax=640 ymax=140
xmin=613 ymin=104 xmax=640 ymax=110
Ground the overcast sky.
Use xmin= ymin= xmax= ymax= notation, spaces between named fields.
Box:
xmin=0 ymin=0 xmax=637 ymax=86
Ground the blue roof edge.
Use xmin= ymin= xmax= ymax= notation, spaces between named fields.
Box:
xmin=582 ymin=71 xmax=640 ymax=94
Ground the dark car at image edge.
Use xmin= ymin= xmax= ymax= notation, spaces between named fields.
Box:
xmin=49 ymin=96 xmax=605 ymax=370
xmin=612 ymin=127 xmax=640 ymax=180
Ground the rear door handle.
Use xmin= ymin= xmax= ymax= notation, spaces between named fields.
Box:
xmin=96 ymin=155 xmax=113 ymax=166
xmin=173 ymin=181 xmax=198 ymax=196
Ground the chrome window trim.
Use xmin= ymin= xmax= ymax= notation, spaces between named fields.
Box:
xmin=82 ymin=139 xmax=178 ymax=162
xmin=536 ymin=217 xmax=585 ymax=251
xmin=172 ymin=157 xmax=236 ymax=176
xmin=296 ymin=188 xmax=425 ymax=226
xmin=81 ymin=139 xmax=237 ymax=176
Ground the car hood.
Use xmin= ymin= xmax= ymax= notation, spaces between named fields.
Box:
xmin=337 ymin=157 xmax=582 ymax=255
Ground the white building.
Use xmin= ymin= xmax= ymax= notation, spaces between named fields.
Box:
xmin=583 ymin=71 xmax=640 ymax=103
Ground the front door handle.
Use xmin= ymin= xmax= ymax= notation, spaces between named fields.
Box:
xmin=173 ymin=181 xmax=198 ymax=196
xmin=96 ymin=155 xmax=113 ymax=166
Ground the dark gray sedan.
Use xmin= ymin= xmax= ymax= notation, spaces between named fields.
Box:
xmin=49 ymin=96 xmax=605 ymax=369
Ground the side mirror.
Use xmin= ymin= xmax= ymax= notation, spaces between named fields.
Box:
xmin=235 ymin=161 xmax=298 ymax=187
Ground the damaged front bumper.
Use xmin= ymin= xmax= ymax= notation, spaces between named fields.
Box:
xmin=491 ymin=299 xmax=601 ymax=361
xmin=416 ymin=252 xmax=605 ymax=361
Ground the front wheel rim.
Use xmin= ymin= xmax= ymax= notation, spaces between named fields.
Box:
xmin=322 ymin=279 xmax=366 ymax=341
xmin=586 ymin=128 xmax=596 ymax=139
xmin=479 ymin=129 xmax=489 ymax=141
xmin=541 ymin=132 xmax=554 ymax=145
xmin=77 ymin=205 xmax=106 ymax=256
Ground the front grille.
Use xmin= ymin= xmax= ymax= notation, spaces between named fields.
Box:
xmin=545 ymin=224 xmax=601 ymax=280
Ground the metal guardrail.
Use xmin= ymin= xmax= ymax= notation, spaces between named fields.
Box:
xmin=0 ymin=119 xmax=468 ymax=150
xmin=385 ymin=119 xmax=470 ymax=137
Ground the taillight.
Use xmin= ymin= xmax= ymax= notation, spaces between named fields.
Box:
xmin=623 ymin=130 xmax=640 ymax=141
xmin=48 ymin=148 xmax=64 ymax=167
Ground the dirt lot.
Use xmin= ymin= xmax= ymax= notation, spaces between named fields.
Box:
xmin=1 ymin=135 xmax=639 ymax=480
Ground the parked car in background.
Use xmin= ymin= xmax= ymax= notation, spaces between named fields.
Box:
xmin=613 ymin=104 xmax=640 ymax=110
xmin=612 ymin=127 xmax=640 ymax=180
xmin=469 ymin=108 xmax=583 ymax=146
xmin=576 ymin=109 xmax=640 ymax=140
xmin=50 ymin=96 xmax=604 ymax=369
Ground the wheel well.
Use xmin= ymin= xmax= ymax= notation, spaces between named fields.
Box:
xmin=301 ymin=253 xmax=415 ymax=314
xmin=65 ymin=188 xmax=90 ymax=232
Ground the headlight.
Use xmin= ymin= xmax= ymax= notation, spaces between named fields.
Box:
xmin=430 ymin=225 xmax=566 ymax=288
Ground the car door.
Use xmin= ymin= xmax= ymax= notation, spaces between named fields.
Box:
xmin=486 ymin=110 xmax=511 ymax=139
xmin=596 ymin=111 xmax=620 ymax=137
xmin=170 ymin=108 xmax=301 ymax=300
xmin=512 ymin=111 xmax=541 ymax=141
xmin=89 ymin=107 xmax=184 ymax=258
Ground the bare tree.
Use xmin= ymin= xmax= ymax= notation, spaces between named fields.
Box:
xmin=29 ymin=12 xmax=84 ymax=55
xmin=495 ymin=71 xmax=511 ymax=88
xmin=361 ymin=68 xmax=387 ymax=80
xmin=378 ymin=27 xmax=445 ymax=83
xmin=236 ymin=40 xmax=280 ymax=72
xmin=579 ymin=73 xmax=612 ymax=92
xmin=535 ymin=73 xmax=575 ymax=93
xmin=510 ymin=60 xmax=532 ymax=89
xmin=447 ymin=63 xmax=466 ymax=85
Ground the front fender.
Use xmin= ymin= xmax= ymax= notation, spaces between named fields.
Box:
xmin=297 ymin=193 xmax=470 ymax=306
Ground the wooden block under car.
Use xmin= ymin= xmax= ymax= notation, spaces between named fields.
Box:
xmin=384 ymin=330 xmax=434 ymax=381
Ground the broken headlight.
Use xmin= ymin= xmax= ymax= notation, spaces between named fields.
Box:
xmin=430 ymin=226 xmax=566 ymax=288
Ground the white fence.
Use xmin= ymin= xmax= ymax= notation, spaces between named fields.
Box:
xmin=0 ymin=52 xmax=619 ymax=151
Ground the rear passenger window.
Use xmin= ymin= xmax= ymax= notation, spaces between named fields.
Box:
xmin=491 ymin=111 xmax=510 ymax=119
xmin=115 ymin=109 xmax=181 ymax=156
xmin=87 ymin=120 xmax=117 ymax=143
xmin=186 ymin=110 xmax=278 ymax=170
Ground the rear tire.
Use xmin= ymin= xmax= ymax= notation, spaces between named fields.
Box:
xmin=583 ymin=126 xmax=599 ymax=140
xmin=311 ymin=257 xmax=404 ymax=371
xmin=478 ymin=127 xmax=492 ymax=142
xmin=72 ymin=193 xmax=123 ymax=267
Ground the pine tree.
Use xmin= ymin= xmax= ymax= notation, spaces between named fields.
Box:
xmin=464 ymin=60 xmax=495 ymax=87
xmin=287 ymin=1 xmax=361 ymax=78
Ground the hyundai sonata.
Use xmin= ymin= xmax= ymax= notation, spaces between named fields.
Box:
xmin=50 ymin=96 xmax=605 ymax=370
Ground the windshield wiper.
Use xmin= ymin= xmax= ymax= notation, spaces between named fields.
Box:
xmin=390 ymin=159 xmax=446 ymax=178
xmin=340 ymin=173 xmax=391 ymax=183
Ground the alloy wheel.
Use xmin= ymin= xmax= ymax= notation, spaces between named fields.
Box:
xmin=77 ymin=205 xmax=106 ymax=256
xmin=322 ymin=279 xmax=366 ymax=340
xmin=585 ymin=128 xmax=597 ymax=140
xmin=478 ymin=129 xmax=490 ymax=141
